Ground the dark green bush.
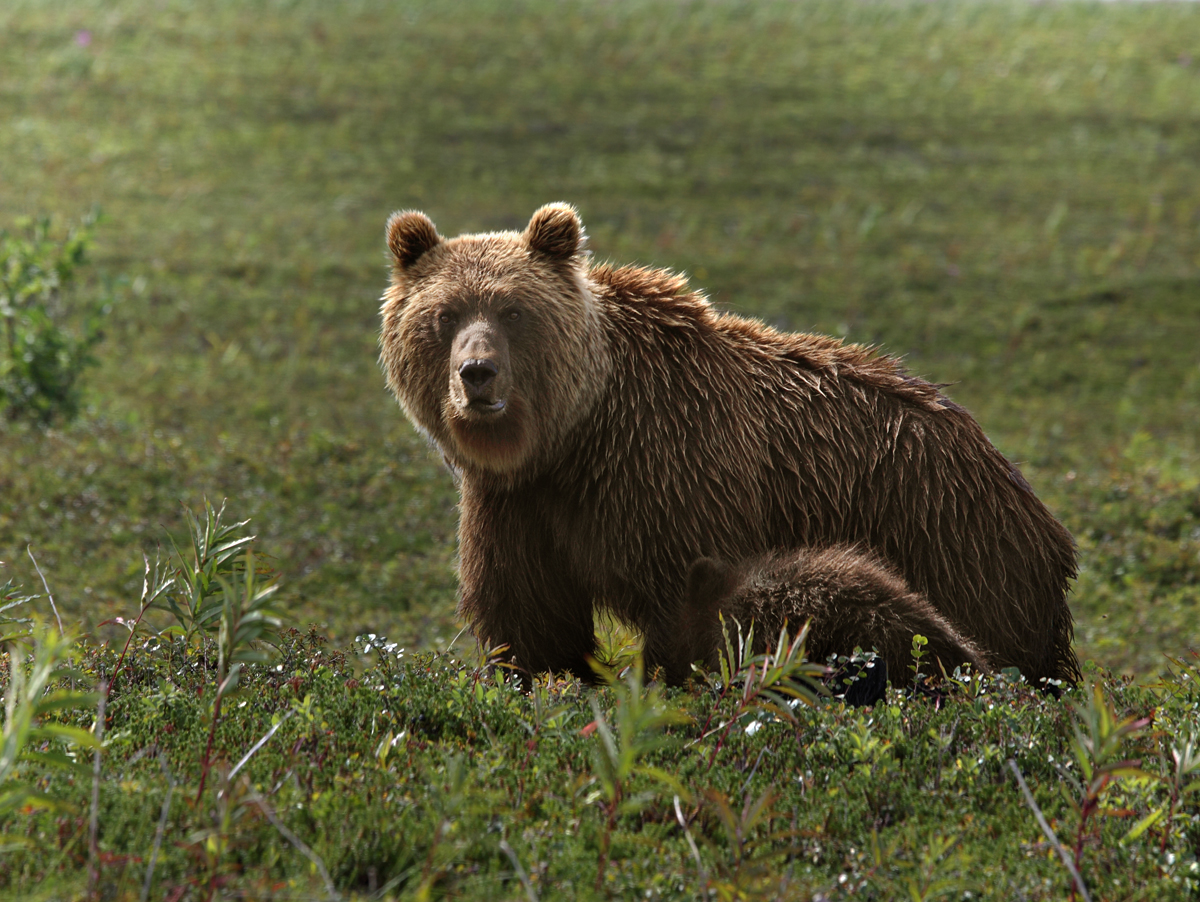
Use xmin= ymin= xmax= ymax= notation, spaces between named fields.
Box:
xmin=0 ymin=214 xmax=110 ymax=424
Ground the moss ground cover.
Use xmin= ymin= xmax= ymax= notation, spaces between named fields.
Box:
xmin=1 ymin=0 xmax=1199 ymax=897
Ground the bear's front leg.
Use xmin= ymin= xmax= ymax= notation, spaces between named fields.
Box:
xmin=641 ymin=606 xmax=698 ymax=687
xmin=456 ymin=488 xmax=597 ymax=682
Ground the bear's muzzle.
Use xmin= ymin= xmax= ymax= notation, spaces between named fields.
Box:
xmin=458 ymin=358 xmax=506 ymax=412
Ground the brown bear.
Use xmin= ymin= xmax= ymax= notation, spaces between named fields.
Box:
xmin=378 ymin=203 xmax=1078 ymax=687
xmin=672 ymin=546 xmax=992 ymax=688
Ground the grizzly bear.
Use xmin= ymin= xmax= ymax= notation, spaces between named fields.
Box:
xmin=672 ymin=546 xmax=991 ymax=688
xmin=378 ymin=203 xmax=1078 ymax=687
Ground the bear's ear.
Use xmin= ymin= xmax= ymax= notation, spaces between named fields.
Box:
xmin=525 ymin=203 xmax=585 ymax=260
xmin=386 ymin=211 xmax=442 ymax=270
xmin=685 ymin=557 xmax=737 ymax=611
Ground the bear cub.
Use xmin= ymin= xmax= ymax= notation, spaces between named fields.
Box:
xmin=673 ymin=546 xmax=991 ymax=695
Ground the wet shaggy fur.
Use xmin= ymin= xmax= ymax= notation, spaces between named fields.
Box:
xmin=672 ymin=547 xmax=992 ymax=684
xmin=378 ymin=203 xmax=1079 ymax=686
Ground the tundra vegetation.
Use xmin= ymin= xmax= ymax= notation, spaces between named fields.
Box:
xmin=1 ymin=0 xmax=1198 ymax=898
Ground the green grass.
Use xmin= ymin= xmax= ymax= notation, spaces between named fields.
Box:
xmin=2 ymin=0 xmax=1198 ymax=673
xmin=1 ymin=2 xmax=1199 ymax=894
xmin=3 ymin=623 xmax=1199 ymax=900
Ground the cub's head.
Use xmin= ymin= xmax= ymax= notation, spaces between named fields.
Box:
xmin=379 ymin=203 xmax=610 ymax=476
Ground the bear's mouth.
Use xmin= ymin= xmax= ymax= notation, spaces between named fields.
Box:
xmin=466 ymin=398 xmax=507 ymax=415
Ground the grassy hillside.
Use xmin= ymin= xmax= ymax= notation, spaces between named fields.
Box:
xmin=2 ymin=0 xmax=1199 ymax=674
xmin=2 ymin=2 xmax=1200 ymax=897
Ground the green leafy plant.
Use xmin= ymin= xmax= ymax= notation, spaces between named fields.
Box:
xmin=92 ymin=500 xmax=280 ymax=807
xmin=901 ymin=832 xmax=972 ymax=902
xmin=846 ymin=713 xmax=894 ymax=774
xmin=117 ymin=504 xmax=297 ymax=897
xmin=1156 ymin=734 xmax=1200 ymax=853
xmin=511 ymin=673 xmax=576 ymax=809
xmin=1062 ymin=681 xmax=1154 ymax=899
xmin=697 ymin=787 xmax=798 ymax=901
xmin=194 ymin=547 xmax=282 ymax=802
xmin=182 ymin=767 xmax=264 ymax=902
xmin=1124 ymin=729 xmax=1200 ymax=857
xmin=104 ymin=553 xmax=176 ymax=695
xmin=594 ymin=613 xmax=644 ymax=676
xmin=416 ymin=752 xmax=474 ymax=895
xmin=695 ymin=617 xmax=827 ymax=768
xmin=909 ymin=633 xmax=929 ymax=686
xmin=0 ymin=213 xmax=110 ymax=423
xmin=165 ymin=499 xmax=257 ymax=649
xmin=585 ymin=659 xmax=691 ymax=892
xmin=0 ymin=621 xmax=99 ymax=822
xmin=0 ymin=578 xmax=35 ymax=644
xmin=355 ymin=631 xmax=409 ymax=684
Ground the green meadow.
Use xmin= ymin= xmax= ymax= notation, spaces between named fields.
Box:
xmin=1 ymin=1 xmax=1199 ymax=898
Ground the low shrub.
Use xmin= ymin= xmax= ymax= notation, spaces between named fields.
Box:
xmin=0 ymin=214 xmax=111 ymax=424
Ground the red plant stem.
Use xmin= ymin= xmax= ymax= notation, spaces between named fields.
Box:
xmin=1072 ymin=803 xmax=1091 ymax=895
xmin=515 ymin=736 xmax=538 ymax=807
xmin=86 ymin=682 xmax=107 ymax=901
xmin=595 ymin=799 xmax=618 ymax=893
xmin=107 ymin=601 xmax=156 ymax=696
xmin=1071 ymin=779 xmax=1108 ymax=901
xmin=422 ymin=820 xmax=445 ymax=881
xmin=697 ymin=680 xmax=731 ymax=739
xmin=707 ymin=666 xmax=760 ymax=770
xmin=194 ymin=688 xmax=225 ymax=805
xmin=707 ymin=700 xmax=749 ymax=771
xmin=1160 ymin=795 xmax=1177 ymax=856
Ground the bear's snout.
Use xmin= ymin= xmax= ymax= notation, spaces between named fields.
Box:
xmin=451 ymin=319 xmax=512 ymax=415
xmin=459 ymin=358 xmax=499 ymax=398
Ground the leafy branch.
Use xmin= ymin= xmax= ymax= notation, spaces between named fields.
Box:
xmin=1059 ymin=681 xmax=1153 ymax=900
xmin=0 ymin=622 xmax=99 ymax=821
xmin=584 ymin=659 xmax=691 ymax=892
xmin=194 ymin=547 xmax=282 ymax=803
xmin=694 ymin=616 xmax=826 ymax=768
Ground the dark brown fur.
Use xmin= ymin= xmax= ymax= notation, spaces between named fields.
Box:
xmin=673 ymin=547 xmax=991 ymax=682
xmin=379 ymin=204 xmax=1079 ymax=686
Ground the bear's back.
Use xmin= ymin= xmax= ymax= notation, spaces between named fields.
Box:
xmin=567 ymin=263 xmax=1077 ymax=682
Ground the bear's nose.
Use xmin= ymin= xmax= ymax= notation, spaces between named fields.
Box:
xmin=459 ymin=358 xmax=499 ymax=395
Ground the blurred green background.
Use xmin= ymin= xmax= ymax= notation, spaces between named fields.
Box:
xmin=1 ymin=0 xmax=1197 ymax=675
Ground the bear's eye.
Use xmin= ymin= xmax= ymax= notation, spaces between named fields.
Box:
xmin=438 ymin=312 xmax=452 ymax=325
xmin=506 ymin=310 xmax=521 ymax=322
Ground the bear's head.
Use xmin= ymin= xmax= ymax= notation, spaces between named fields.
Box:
xmin=380 ymin=203 xmax=611 ymax=476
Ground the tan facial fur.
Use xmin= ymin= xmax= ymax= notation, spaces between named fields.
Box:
xmin=379 ymin=204 xmax=611 ymax=477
